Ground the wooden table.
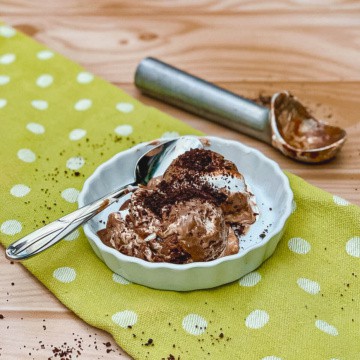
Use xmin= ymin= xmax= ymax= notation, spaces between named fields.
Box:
xmin=1 ymin=1 xmax=359 ymax=359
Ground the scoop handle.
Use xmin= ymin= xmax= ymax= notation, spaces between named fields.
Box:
xmin=135 ymin=57 xmax=272 ymax=144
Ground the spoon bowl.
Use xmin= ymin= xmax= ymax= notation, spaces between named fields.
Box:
xmin=270 ymin=91 xmax=347 ymax=163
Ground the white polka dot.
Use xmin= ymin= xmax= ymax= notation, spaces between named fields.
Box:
xmin=0 ymin=99 xmax=7 ymax=108
xmin=239 ymin=271 xmax=262 ymax=287
xmin=1 ymin=220 xmax=22 ymax=235
xmin=53 ymin=267 xmax=76 ymax=283
xmin=36 ymin=74 xmax=53 ymax=88
xmin=114 ymin=125 xmax=133 ymax=136
xmin=315 ymin=320 xmax=338 ymax=336
xmin=245 ymin=310 xmax=269 ymax=329
xmin=10 ymin=184 xmax=31 ymax=197
xmin=297 ymin=278 xmax=320 ymax=295
xmin=37 ymin=50 xmax=54 ymax=60
xmin=64 ymin=229 xmax=80 ymax=241
xmin=182 ymin=314 xmax=208 ymax=335
xmin=112 ymin=273 xmax=131 ymax=285
xmin=26 ymin=122 xmax=45 ymax=134
xmin=17 ymin=149 xmax=36 ymax=163
xmin=66 ymin=156 xmax=85 ymax=170
xmin=0 ymin=25 xmax=16 ymax=38
xmin=69 ymin=129 xmax=86 ymax=141
xmin=116 ymin=102 xmax=134 ymax=113
xmin=77 ymin=72 xmax=94 ymax=84
xmin=261 ymin=357 xmax=282 ymax=360
xmin=288 ymin=237 xmax=311 ymax=255
xmin=0 ymin=75 xmax=10 ymax=85
xmin=61 ymin=188 xmax=80 ymax=203
xmin=31 ymin=100 xmax=48 ymax=110
xmin=333 ymin=195 xmax=349 ymax=206
xmin=0 ymin=53 xmax=16 ymax=65
xmin=291 ymin=200 xmax=297 ymax=213
xmin=74 ymin=99 xmax=92 ymax=111
xmin=112 ymin=310 xmax=138 ymax=328
xmin=346 ymin=237 xmax=360 ymax=258
xmin=161 ymin=131 xmax=180 ymax=139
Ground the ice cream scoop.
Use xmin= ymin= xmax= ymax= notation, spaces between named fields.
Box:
xmin=135 ymin=57 xmax=347 ymax=163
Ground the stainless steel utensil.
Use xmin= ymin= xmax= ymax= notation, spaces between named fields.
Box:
xmin=135 ymin=57 xmax=346 ymax=163
xmin=6 ymin=137 xmax=203 ymax=261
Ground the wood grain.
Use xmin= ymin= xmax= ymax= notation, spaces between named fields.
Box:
xmin=1 ymin=14 xmax=360 ymax=83
xmin=1 ymin=0 xmax=360 ymax=15
xmin=1 ymin=1 xmax=359 ymax=359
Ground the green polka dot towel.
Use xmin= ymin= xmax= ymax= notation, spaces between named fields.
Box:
xmin=1 ymin=23 xmax=360 ymax=360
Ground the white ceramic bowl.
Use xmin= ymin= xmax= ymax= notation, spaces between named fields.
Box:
xmin=78 ymin=136 xmax=293 ymax=291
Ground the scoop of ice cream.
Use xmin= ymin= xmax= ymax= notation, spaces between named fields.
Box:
xmin=162 ymin=148 xmax=258 ymax=226
xmin=98 ymin=198 xmax=231 ymax=264
xmin=160 ymin=199 xmax=228 ymax=262
xmin=128 ymin=187 xmax=162 ymax=238
xmin=97 ymin=147 xmax=257 ymax=264
xmin=162 ymin=147 xmax=238 ymax=181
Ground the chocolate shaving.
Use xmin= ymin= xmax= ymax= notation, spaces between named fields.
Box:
xmin=143 ymin=177 xmax=227 ymax=217
xmin=169 ymin=148 xmax=234 ymax=173
xmin=142 ymin=149 xmax=230 ymax=217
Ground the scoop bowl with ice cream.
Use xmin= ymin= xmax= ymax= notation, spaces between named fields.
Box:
xmin=78 ymin=136 xmax=293 ymax=291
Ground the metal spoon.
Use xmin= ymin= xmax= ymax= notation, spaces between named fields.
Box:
xmin=6 ymin=137 xmax=203 ymax=261
xmin=135 ymin=57 xmax=346 ymax=163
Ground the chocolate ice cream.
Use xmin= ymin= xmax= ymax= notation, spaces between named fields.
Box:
xmin=98 ymin=148 xmax=258 ymax=264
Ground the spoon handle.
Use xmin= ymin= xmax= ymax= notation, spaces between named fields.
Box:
xmin=135 ymin=57 xmax=272 ymax=144
xmin=5 ymin=184 xmax=137 ymax=261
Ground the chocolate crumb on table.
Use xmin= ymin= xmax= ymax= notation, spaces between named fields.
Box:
xmin=249 ymin=92 xmax=272 ymax=108
xmin=2 ymin=327 xmax=123 ymax=359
